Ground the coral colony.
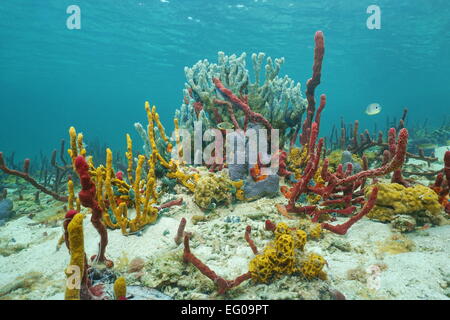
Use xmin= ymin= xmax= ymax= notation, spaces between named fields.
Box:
xmin=1 ymin=31 xmax=449 ymax=300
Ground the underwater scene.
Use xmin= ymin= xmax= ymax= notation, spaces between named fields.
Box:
xmin=0 ymin=0 xmax=449 ymax=301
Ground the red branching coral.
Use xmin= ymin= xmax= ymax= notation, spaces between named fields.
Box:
xmin=183 ymin=234 xmax=252 ymax=295
xmin=320 ymin=187 xmax=378 ymax=235
xmin=282 ymin=126 xmax=408 ymax=234
xmin=158 ymin=198 xmax=183 ymax=211
xmin=174 ymin=217 xmax=187 ymax=246
xmin=213 ymin=77 xmax=273 ymax=131
xmin=280 ymin=30 xmax=411 ymax=235
xmin=276 ymin=150 xmax=292 ymax=177
xmin=244 ymin=226 xmax=258 ymax=255
xmin=73 ymin=155 xmax=113 ymax=268
xmin=433 ymin=150 xmax=450 ymax=214
xmin=300 ymin=31 xmax=325 ymax=145
xmin=445 ymin=151 xmax=450 ymax=214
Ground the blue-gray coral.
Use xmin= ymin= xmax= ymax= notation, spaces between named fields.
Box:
xmin=0 ymin=199 xmax=14 ymax=226
xmin=341 ymin=150 xmax=362 ymax=174
xmin=175 ymin=51 xmax=307 ymax=148
xmin=243 ymin=174 xmax=280 ymax=199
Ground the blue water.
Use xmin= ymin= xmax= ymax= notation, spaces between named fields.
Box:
xmin=1 ymin=0 xmax=449 ymax=160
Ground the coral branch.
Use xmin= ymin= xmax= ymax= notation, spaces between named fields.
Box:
xmin=213 ymin=78 xmax=272 ymax=131
xmin=301 ymin=31 xmax=325 ymax=145
xmin=213 ymin=98 xmax=241 ymax=130
xmin=443 ymin=151 xmax=450 ymax=214
xmin=174 ymin=217 xmax=187 ymax=246
xmin=73 ymin=155 xmax=113 ymax=268
xmin=158 ymin=198 xmax=183 ymax=211
xmin=0 ymin=152 xmax=68 ymax=202
xmin=329 ymin=128 xmax=409 ymax=188
xmin=265 ymin=219 xmax=276 ymax=232
xmin=244 ymin=226 xmax=258 ymax=255
xmin=183 ymin=235 xmax=251 ymax=294
xmin=321 ymin=187 xmax=378 ymax=235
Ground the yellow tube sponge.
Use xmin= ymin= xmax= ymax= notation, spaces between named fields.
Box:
xmin=64 ymin=213 xmax=85 ymax=300
xmin=366 ymin=183 xmax=443 ymax=222
xmin=67 ymin=179 xmax=75 ymax=210
xmin=113 ymin=277 xmax=127 ymax=300
xmin=174 ymin=118 xmax=183 ymax=160
xmin=125 ymin=134 xmax=133 ymax=184
xmin=68 ymin=126 xmax=78 ymax=161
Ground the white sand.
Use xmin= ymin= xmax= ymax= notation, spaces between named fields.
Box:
xmin=0 ymin=193 xmax=449 ymax=300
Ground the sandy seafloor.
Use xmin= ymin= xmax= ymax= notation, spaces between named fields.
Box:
xmin=0 ymin=147 xmax=449 ymax=300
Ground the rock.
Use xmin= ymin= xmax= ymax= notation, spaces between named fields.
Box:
xmin=341 ymin=151 xmax=362 ymax=174
xmin=0 ymin=199 xmax=14 ymax=222
xmin=331 ymin=238 xmax=352 ymax=252
xmin=244 ymin=174 xmax=280 ymax=199
xmin=128 ymin=257 xmax=146 ymax=273
xmin=0 ymin=272 xmax=42 ymax=297
xmin=391 ymin=215 xmax=416 ymax=233
xmin=126 ymin=285 xmax=172 ymax=300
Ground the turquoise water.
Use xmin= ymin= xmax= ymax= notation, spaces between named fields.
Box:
xmin=1 ymin=0 xmax=449 ymax=159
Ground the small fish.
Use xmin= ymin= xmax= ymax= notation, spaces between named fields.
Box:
xmin=416 ymin=143 xmax=437 ymax=150
xmin=365 ymin=103 xmax=382 ymax=116
xmin=275 ymin=203 xmax=294 ymax=219
xmin=217 ymin=121 xmax=234 ymax=130
xmin=418 ymin=223 xmax=431 ymax=231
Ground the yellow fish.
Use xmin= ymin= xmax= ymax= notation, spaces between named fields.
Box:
xmin=416 ymin=143 xmax=437 ymax=150
xmin=365 ymin=103 xmax=382 ymax=115
xmin=217 ymin=121 xmax=234 ymax=130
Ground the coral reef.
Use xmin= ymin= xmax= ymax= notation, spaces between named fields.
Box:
xmin=172 ymin=48 xmax=312 ymax=202
xmin=2 ymin=29 xmax=449 ymax=302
